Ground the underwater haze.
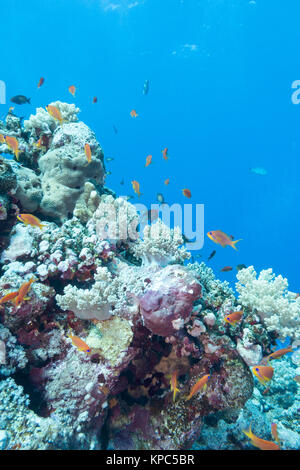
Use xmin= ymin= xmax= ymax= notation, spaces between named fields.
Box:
xmin=0 ymin=0 xmax=299 ymax=452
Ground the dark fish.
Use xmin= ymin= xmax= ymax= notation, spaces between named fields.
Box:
xmin=208 ymin=250 xmax=216 ymax=260
xmin=143 ymin=79 xmax=149 ymax=95
xmin=10 ymin=95 xmax=31 ymax=105
xmin=113 ymin=125 xmax=118 ymax=134
xmin=182 ymin=234 xmax=194 ymax=243
xmin=120 ymin=178 xmax=124 ymax=185
xmin=140 ymin=209 xmax=159 ymax=225
xmin=230 ymin=235 xmax=234 ymax=240
xmin=236 ymin=264 xmax=247 ymax=271
xmin=157 ymin=193 xmax=165 ymax=204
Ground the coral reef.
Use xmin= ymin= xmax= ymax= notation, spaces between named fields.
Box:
xmin=0 ymin=103 xmax=299 ymax=450
xmin=236 ymin=266 xmax=300 ymax=340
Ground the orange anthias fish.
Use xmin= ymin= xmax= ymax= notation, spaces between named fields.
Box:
xmin=131 ymin=180 xmax=141 ymax=197
xmin=221 ymin=266 xmax=233 ymax=272
xmin=243 ymin=425 xmax=280 ymax=450
xmin=84 ymin=143 xmax=92 ymax=164
xmin=0 ymin=291 xmax=19 ymax=305
xmin=162 ymin=147 xmax=168 ymax=160
xmin=164 ymin=178 xmax=170 ymax=185
xmin=0 ymin=134 xmax=5 ymax=144
xmin=5 ymin=136 xmax=20 ymax=160
xmin=267 ymin=347 xmax=294 ymax=361
xmin=252 ymin=365 xmax=274 ymax=386
xmin=145 ymin=155 xmax=152 ymax=167
xmin=15 ymin=278 xmax=35 ymax=307
xmin=69 ymin=85 xmax=76 ymax=96
xmin=17 ymin=214 xmax=45 ymax=230
xmin=130 ymin=109 xmax=138 ymax=118
xmin=207 ymin=230 xmax=242 ymax=250
xmin=37 ymin=77 xmax=44 ymax=88
xmin=68 ymin=333 xmax=91 ymax=353
xmin=186 ymin=374 xmax=210 ymax=400
xmin=46 ymin=105 xmax=64 ymax=125
xmin=182 ymin=189 xmax=191 ymax=198
xmin=224 ymin=310 xmax=243 ymax=325
xmin=294 ymin=376 xmax=300 ymax=384
xmin=93 ymin=96 xmax=98 ymax=103
xmin=271 ymin=423 xmax=280 ymax=444
xmin=170 ymin=370 xmax=180 ymax=402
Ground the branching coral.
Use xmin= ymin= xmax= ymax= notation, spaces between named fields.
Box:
xmin=131 ymin=219 xmax=190 ymax=267
xmin=236 ymin=266 xmax=300 ymax=340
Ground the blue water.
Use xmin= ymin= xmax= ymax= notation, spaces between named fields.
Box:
xmin=1 ymin=0 xmax=299 ymax=291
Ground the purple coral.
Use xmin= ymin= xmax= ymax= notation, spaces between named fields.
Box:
xmin=139 ymin=265 xmax=201 ymax=336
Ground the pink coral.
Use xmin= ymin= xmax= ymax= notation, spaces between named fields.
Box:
xmin=139 ymin=265 xmax=201 ymax=336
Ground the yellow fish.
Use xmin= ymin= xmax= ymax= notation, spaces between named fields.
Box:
xmin=131 ymin=180 xmax=141 ymax=197
xmin=17 ymin=214 xmax=46 ymax=230
xmin=46 ymin=105 xmax=64 ymax=125
xmin=5 ymin=136 xmax=20 ymax=160
xmin=207 ymin=230 xmax=242 ymax=250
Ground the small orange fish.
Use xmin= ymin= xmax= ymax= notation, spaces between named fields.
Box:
xmin=294 ymin=376 xmax=300 ymax=384
xmin=164 ymin=178 xmax=170 ymax=185
xmin=252 ymin=365 xmax=274 ymax=387
xmin=267 ymin=347 xmax=294 ymax=361
xmin=5 ymin=136 xmax=20 ymax=160
xmin=221 ymin=266 xmax=233 ymax=272
xmin=0 ymin=134 xmax=5 ymax=144
xmin=8 ymin=107 xmax=14 ymax=113
xmin=46 ymin=105 xmax=64 ymax=125
xmin=271 ymin=423 xmax=280 ymax=444
xmin=84 ymin=143 xmax=92 ymax=164
xmin=162 ymin=147 xmax=168 ymax=160
xmin=243 ymin=425 xmax=280 ymax=450
xmin=37 ymin=77 xmax=44 ymax=88
xmin=182 ymin=189 xmax=191 ymax=198
xmin=186 ymin=374 xmax=210 ymax=400
xmin=69 ymin=85 xmax=76 ymax=96
xmin=131 ymin=180 xmax=141 ymax=197
xmin=0 ymin=291 xmax=19 ymax=305
xmin=130 ymin=110 xmax=138 ymax=118
xmin=224 ymin=310 xmax=243 ymax=325
xmin=170 ymin=370 xmax=180 ymax=402
xmin=207 ymin=230 xmax=242 ymax=250
xmin=68 ymin=333 xmax=91 ymax=353
xmin=34 ymin=137 xmax=43 ymax=149
xmin=93 ymin=96 xmax=98 ymax=103
xmin=145 ymin=155 xmax=152 ymax=167
xmin=15 ymin=278 xmax=35 ymax=307
xmin=17 ymin=214 xmax=45 ymax=230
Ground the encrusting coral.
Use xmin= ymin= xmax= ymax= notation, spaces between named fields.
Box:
xmin=0 ymin=102 xmax=298 ymax=450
